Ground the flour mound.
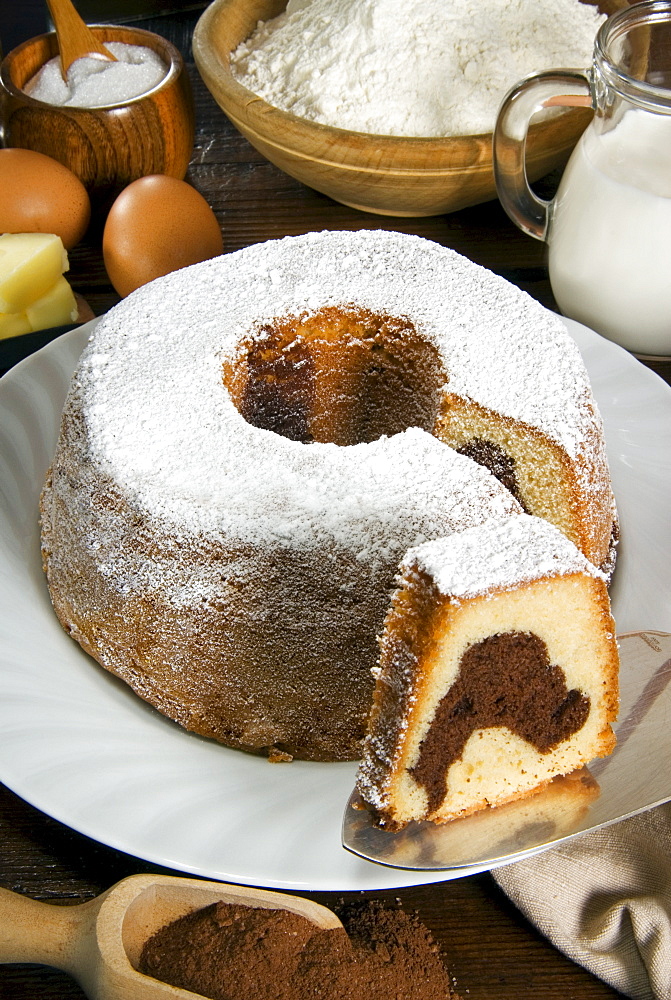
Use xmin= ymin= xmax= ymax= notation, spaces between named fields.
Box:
xmin=231 ymin=0 xmax=605 ymax=137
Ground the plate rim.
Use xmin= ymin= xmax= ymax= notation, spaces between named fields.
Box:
xmin=0 ymin=316 xmax=670 ymax=891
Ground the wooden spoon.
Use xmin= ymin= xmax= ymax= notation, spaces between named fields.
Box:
xmin=45 ymin=0 xmax=117 ymax=80
xmin=0 ymin=872 xmax=343 ymax=999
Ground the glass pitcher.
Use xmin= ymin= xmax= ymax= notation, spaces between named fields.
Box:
xmin=493 ymin=0 xmax=671 ymax=359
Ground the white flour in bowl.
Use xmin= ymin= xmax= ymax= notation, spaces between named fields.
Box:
xmin=231 ymin=0 xmax=605 ymax=137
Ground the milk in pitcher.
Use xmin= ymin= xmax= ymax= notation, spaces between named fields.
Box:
xmin=548 ymin=109 xmax=671 ymax=356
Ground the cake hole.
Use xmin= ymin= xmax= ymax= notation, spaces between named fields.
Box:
xmin=222 ymin=306 xmax=447 ymax=445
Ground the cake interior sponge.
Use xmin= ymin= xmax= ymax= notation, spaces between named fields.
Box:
xmin=356 ymin=514 xmax=619 ymax=830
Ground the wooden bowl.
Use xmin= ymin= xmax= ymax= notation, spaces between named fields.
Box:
xmin=0 ymin=25 xmax=195 ymax=198
xmin=193 ymin=0 xmax=623 ymax=217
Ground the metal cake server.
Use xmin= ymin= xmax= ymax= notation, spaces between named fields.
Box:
xmin=342 ymin=631 xmax=671 ymax=873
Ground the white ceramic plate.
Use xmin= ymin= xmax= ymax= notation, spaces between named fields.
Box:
xmin=1 ymin=318 xmax=670 ymax=892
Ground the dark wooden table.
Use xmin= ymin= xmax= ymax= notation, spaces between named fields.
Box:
xmin=1 ymin=5 xmax=669 ymax=999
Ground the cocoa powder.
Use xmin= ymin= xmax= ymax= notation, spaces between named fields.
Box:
xmin=139 ymin=899 xmax=460 ymax=1000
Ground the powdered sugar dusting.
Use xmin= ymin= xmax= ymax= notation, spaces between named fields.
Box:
xmin=61 ymin=229 xmax=606 ymax=592
xmin=409 ymin=513 xmax=606 ymax=599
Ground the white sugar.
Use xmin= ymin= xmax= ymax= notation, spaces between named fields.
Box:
xmin=24 ymin=42 xmax=168 ymax=108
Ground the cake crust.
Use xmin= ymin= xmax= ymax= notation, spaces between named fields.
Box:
xmin=40 ymin=231 xmax=618 ymax=761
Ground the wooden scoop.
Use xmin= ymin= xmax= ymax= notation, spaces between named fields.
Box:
xmin=45 ymin=0 xmax=117 ymax=80
xmin=0 ymin=872 xmax=343 ymax=999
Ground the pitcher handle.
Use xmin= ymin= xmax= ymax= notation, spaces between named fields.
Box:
xmin=493 ymin=70 xmax=593 ymax=241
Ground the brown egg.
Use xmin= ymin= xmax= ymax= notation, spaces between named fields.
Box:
xmin=103 ymin=175 xmax=224 ymax=298
xmin=0 ymin=148 xmax=91 ymax=250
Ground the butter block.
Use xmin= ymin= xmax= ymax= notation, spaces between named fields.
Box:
xmin=0 ymin=310 xmax=32 ymax=341
xmin=0 ymin=233 xmax=68 ymax=313
xmin=26 ymin=275 xmax=78 ymax=331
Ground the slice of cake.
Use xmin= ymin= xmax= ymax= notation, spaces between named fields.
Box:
xmin=356 ymin=514 xmax=619 ymax=830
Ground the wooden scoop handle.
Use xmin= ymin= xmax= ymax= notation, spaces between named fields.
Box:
xmin=0 ymin=886 xmax=98 ymax=972
xmin=45 ymin=0 xmax=116 ymax=78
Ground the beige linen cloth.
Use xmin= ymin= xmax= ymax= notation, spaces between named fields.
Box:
xmin=494 ymin=802 xmax=671 ymax=998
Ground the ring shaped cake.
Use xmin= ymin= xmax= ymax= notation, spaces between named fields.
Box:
xmin=40 ymin=231 xmax=618 ymax=762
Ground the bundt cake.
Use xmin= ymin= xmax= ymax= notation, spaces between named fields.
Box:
xmin=356 ymin=515 xmax=619 ymax=828
xmin=40 ymin=230 xmax=618 ymax=762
